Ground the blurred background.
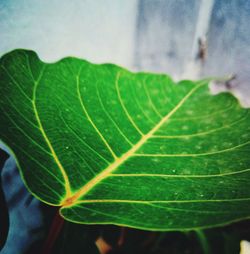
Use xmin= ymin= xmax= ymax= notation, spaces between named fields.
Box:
xmin=0 ymin=0 xmax=250 ymax=253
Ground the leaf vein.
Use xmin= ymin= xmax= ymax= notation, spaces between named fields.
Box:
xmin=76 ymin=67 xmax=117 ymax=159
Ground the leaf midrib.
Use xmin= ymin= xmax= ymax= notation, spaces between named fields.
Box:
xmin=62 ymin=76 xmax=202 ymax=207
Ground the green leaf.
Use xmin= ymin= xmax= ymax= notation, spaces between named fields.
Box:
xmin=0 ymin=49 xmax=250 ymax=231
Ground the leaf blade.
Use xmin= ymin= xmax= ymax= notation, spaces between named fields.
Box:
xmin=0 ymin=49 xmax=250 ymax=230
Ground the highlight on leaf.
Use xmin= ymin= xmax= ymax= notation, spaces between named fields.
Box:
xmin=0 ymin=49 xmax=249 ymax=231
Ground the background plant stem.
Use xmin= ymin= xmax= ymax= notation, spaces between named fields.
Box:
xmin=195 ymin=229 xmax=210 ymax=254
xmin=40 ymin=209 xmax=64 ymax=254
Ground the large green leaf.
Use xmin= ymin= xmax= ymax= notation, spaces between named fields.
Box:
xmin=0 ymin=49 xmax=250 ymax=231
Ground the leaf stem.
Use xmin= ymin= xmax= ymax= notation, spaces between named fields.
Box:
xmin=195 ymin=229 xmax=210 ymax=254
xmin=41 ymin=209 xmax=64 ymax=254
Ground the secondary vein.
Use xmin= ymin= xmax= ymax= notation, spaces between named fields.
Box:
xmin=76 ymin=69 xmax=118 ymax=160
xmin=32 ymin=65 xmax=72 ymax=199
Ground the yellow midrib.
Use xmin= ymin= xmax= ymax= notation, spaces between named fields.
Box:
xmin=62 ymin=84 xmax=201 ymax=207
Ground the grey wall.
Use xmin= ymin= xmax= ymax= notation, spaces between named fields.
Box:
xmin=135 ymin=0 xmax=250 ymax=106
xmin=0 ymin=0 xmax=138 ymax=67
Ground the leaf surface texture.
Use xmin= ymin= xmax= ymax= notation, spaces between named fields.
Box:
xmin=0 ymin=50 xmax=250 ymax=230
